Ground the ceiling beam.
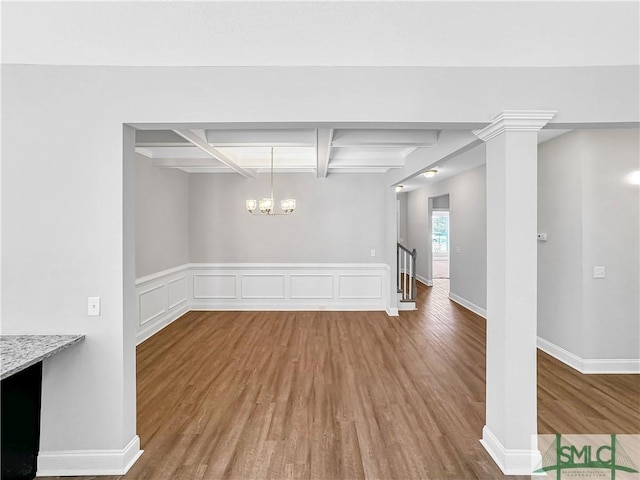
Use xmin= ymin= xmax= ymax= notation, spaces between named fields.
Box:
xmin=205 ymin=129 xmax=316 ymax=147
xmin=316 ymin=128 xmax=333 ymax=178
xmin=152 ymin=158 xmax=228 ymax=168
xmin=171 ymin=129 xmax=255 ymax=178
xmin=331 ymin=129 xmax=439 ymax=147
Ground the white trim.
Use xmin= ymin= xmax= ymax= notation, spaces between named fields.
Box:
xmin=472 ymin=110 xmax=556 ymax=142
xmin=137 ymin=283 xmax=167 ymax=325
xmin=137 ymin=304 xmax=188 ymax=345
xmin=398 ymin=301 xmax=416 ymax=311
xmin=416 ymin=274 xmax=432 ymax=287
xmin=189 ymin=262 xmax=389 ymax=270
xmin=167 ymin=276 xmax=188 ymax=309
xmin=134 ymin=147 xmax=153 ymax=158
xmin=385 ymin=306 xmax=399 ymax=316
xmin=190 ymin=303 xmax=386 ymax=312
xmin=135 ymin=264 xmax=189 ymax=286
xmin=537 ymin=337 xmax=640 ymax=374
xmin=448 ymin=292 xmax=486 ymax=318
xmin=480 ymin=426 xmax=541 ymax=476
xmin=38 ymin=435 xmax=143 ymax=477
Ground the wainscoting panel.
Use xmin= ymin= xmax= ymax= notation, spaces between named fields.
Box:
xmin=193 ymin=274 xmax=236 ymax=299
xmin=168 ymin=276 xmax=188 ymax=309
xmin=135 ymin=265 xmax=191 ymax=344
xmin=136 ymin=263 xmax=392 ymax=343
xmin=290 ymin=274 xmax=334 ymax=299
xmin=188 ymin=264 xmax=388 ymax=310
xmin=241 ymin=275 xmax=286 ymax=299
xmin=138 ymin=284 xmax=167 ymax=326
xmin=338 ymin=274 xmax=383 ymax=299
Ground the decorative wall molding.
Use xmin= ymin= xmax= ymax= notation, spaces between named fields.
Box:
xmin=480 ymin=426 xmax=541 ymax=476
xmin=136 ymin=263 xmax=392 ymax=343
xmin=37 ymin=435 xmax=142 ymax=477
xmin=537 ymin=337 xmax=640 ymax=374
xmin=136 ymin=264 xmax=190 ymax=344
xmin=472 ymin=110 xmax=556 ymax=142
xmin=189 ymin=263 xmax=389 ymax=312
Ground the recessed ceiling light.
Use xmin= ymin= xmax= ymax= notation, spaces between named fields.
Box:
xmin=423 ymin=169 xmax=438 ymax=178
xmin=395 ymin=185 xmax=404 ymax=193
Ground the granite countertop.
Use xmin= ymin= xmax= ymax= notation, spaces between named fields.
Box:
xmin=0 ymin=335 xmax=85 ymax=380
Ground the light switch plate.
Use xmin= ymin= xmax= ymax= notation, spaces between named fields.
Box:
xmin=88 ymin=297 xmax=101 ymax=316
xmin=593 ymin=266 xmax=606 ymax=279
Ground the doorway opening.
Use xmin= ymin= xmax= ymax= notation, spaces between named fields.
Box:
xmin=432 ymin=195 xmax=450 ymax=280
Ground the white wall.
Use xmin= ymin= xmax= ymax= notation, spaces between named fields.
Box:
xmin=406 ymin=160 xmax=487 ymax=311
xmin=4 ymin=2 xmax=639 ymax=68
xmin=189 ymin=173 xmax=388 ymax=264
xmin=538 ymin=129 xmax=640 ymax=361
xmin=135 ymin=154 xmax=189 ymax=278
xmin=2 ymin=62 xmax=637 ymax=474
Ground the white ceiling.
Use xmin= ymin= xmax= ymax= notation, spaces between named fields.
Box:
xmin=135 ymin=127 xmax=438 ymax=175
xmin=136 ymin=127 xmax=571 ymax=180
xmin=3 ymin=2 xmax=638 ymax=67
xmin=398 ymin=129 xmax=571 ymax=192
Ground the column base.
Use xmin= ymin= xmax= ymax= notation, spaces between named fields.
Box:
xmin=480 ymin=426 xmax=543 ymax=476
xmin=37 ymin=435 xmax=143 ymax=477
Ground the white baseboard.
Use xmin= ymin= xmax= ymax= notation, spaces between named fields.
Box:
xmin=480 ymin=426 xmax=541 ymax=476
xmin=537 ymin=337 xmax=640 ymax=374
xmin=38 ymin=435 xmax=143 ymax=477
xmin=398 ymin=301 xmax=416 ymax=311
xmin=448 ymin=292 xmax=487 ymax=318
xmin=137 ymin=304 xmax=189 ymax=345
xmin=416 ymin=274 xmax=432 ymax=287
xmin=190 ymin=303 xmax=386 ymax=312
xmin=385 ymin=306 xmax=399 ymax=316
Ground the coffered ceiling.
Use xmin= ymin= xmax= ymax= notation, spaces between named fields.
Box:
xmin=135 ymin=128 xmax=440 ymax=176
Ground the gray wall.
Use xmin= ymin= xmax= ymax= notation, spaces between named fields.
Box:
xmin=406 ymin=162 xmax=487 ymax=309
xmin=189 ymin=173 xmax=389 ymax=264
xmin=432 ymin=194 xmax=450 ymax=210
xmin=398 ymin=193 xmax=408 ymax=244
xmin=537 ymin=132 xmax=586 ymax=357
xmin=538 ymin=129 xmax=640 ymax=359
xmin=135 ymin=154 xmax=190 ymax=277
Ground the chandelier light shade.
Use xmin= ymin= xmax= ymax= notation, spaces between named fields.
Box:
xmin=246 ymin=148 xmax=296 ymax=216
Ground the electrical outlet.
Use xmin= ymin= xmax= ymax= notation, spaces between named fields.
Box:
xmin=455 ymin=246 xmax=461 ymax=254
xmin=370 ymin=249 xmax=376 ymax=257
xmin=88 ymin=297 xmax=101 ymax=316
xmin=593 ymin=266 xmax=606 ymax=279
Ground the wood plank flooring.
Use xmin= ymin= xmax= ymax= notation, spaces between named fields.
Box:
xmin=39 ymin=280 xmax=639 ymax=480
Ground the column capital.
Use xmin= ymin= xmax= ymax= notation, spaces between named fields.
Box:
xmin=472 ymin=110 xmax=556 ymax=142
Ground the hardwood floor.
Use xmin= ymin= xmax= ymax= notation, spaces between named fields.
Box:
xmin=39 ymin=280 xmax=639 ymax=480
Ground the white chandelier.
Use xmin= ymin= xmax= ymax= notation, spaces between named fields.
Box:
xmin=245 ymin=148 xmax=296 ymax=216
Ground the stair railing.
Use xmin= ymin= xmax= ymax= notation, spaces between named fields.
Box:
xmin=397 ymin=243 xmax=417 ymax=302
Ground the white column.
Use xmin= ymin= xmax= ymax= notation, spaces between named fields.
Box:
xmin=473 ymin=111 xmax=555 ymax=475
